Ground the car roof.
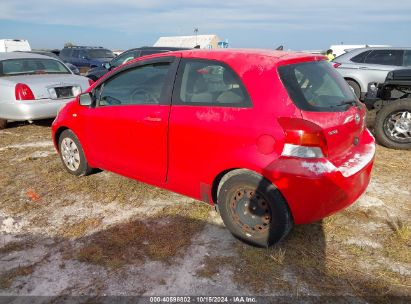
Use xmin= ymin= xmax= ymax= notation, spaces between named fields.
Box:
xmin=336 ymin=47 xmax=411 ymax=60
xmin=0 ymin=52 xmax=59 ymax=60
xmin=169 ymin=48 xmax=325 ymax=65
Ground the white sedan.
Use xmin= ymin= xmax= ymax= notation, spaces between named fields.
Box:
xmin=0 ymin=52 xmax=92 ymax=129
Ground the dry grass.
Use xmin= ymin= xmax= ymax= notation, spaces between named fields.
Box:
xmin=59 ymin=217 xmax=103 ymax=239
xmin=0 ymin=240 xmax=32 ymax=255
xmin=196 ymin=256 xmax=233 ymax=279
xmin=74 ymin=202 xmax=211 ymax=269
xmin=0 ymin=265 xmax=35 ymax=289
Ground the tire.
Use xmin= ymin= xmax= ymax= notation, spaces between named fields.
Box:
xmin=58 ymin=129 xmax=93 ymax=176
xmin=217 ymin=171 xmax=293 ymax=247
xmin=0 ymin=119 xmax=7 ymax=130
xmin=346 ymin=80 xmax=361 ymax=99
xmin=374 ymin=99 xmax=411 ymax=150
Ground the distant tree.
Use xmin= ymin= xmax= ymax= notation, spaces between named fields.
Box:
xmin=64 ymin=42 xmax=75 ymax=48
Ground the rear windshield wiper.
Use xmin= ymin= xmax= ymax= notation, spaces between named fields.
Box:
xmin=330 ymin=100 xmax=358 ymax=108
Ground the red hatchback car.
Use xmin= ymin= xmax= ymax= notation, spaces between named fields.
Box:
xmin=52 ymin=49 xmax=375 ymax=247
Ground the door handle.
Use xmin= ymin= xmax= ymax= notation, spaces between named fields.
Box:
xmin=144 ymin=114 xmax=162 ymax=122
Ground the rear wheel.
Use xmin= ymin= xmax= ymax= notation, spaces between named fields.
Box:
xmin=58 ymin=129 xmax=93 ymax=176
xmin=374 ymin=99 xmax=411 ymax=150
xmin=217 ymin=171 xmax=293 ymax=247
xmin=0 ymin=119 xmax=7 ymax=130
xmin=346 ymin=80 xmax=361 ymax=99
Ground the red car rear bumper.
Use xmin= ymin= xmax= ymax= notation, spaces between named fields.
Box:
xmin=265 ymin=130 xmax=375 ymax=224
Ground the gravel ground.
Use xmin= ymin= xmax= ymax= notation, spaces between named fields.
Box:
xmin=0 ymin=120 xmax=410 ymax=302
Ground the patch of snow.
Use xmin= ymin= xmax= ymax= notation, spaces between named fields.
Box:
xmin=345 ymin=238 xmax=382 ymax=249
xmin=339 ymin=143 xmax=375 ymax=177
xmin=301 ymin=161 xmax=335 ymax=175
xmin=0 ymin=141 xmax=53 ymax=152
xmin=0 ymin=216 xmax=27 ymax=234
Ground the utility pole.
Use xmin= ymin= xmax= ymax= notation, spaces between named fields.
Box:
xmin=194 ymin=28 xmax=199 ymax=47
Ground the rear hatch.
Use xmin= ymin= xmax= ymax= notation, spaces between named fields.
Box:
xmin=278 ymin=60 xmax=368 ymax=168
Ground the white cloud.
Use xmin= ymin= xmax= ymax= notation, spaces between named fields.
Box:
xmin=0 ymin=0 xmax=410 ymax=49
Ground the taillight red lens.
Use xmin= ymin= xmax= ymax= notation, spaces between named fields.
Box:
xmin=332 ymin=62 xmax=341 ymax=68
xmin=15 ymin=83 xmax=35 ymax=100
xmin=88 ymin=79 xmax=94 ymax=86
xmin=278 ymin=117 xmax=328 ymax=157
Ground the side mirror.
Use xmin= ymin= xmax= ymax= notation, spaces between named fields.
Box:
xmin=104 ymin=62 xmax=111 ymax=69
xmin=78 ymin=92 xmax=93 ymax=106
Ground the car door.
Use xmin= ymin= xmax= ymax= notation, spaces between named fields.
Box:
xmin=360 ymin=49 xmax=404 ymax=84
xmin=167 ymin=58 xmax=253 ymax=199
xmin=79 ymin=56 xmax=180 ymax=184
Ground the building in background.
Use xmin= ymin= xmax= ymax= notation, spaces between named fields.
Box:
xmin=154 ymin=35 xmax=224 ymax=49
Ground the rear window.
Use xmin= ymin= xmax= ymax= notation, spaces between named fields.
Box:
xmin=350 ymin=50 xmax=371 ymax=63
xmin=0 ymin=58 xmax=71 ymax=76
xmin=278 ymin=61 xmax=357 ymax=112
xmin=87 ymin=49 xmax=114 ymax=59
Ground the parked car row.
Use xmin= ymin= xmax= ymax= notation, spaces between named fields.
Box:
xmin=85 ymin=46 xmax=190 ymax=81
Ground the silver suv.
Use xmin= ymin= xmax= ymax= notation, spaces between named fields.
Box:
xmin=333 ymin=47 xmax=411 ymax=99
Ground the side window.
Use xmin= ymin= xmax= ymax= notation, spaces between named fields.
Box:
xmin=97 ymin=62 xmax=171 ymax=106
xmin=140 ymin=50 xmax=166 ymax=56
xmin=364 ymin=50 xmax=403 ymax=66
xmin=350 ymin=51 xmax=371 ymax=63
xmin=111 ymin=50 xmax=139 ymax=67
xmin=72 ymin=50 xmax=80 ymax=58
xmin=173 ymin=59 xmax=251 ymax=107
xmin=60 ymin=49 xmax=72 ymax=58
xmin=403 ymin=50 xmax=411 ymax=67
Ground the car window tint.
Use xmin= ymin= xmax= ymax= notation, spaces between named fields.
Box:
xmin=111 ymin=50 xmax=139 ymax=67
xmin=98 ymin=63 xmax=171 ymax=106
xmin=174 ymin=59 xmax=251 ymax=107
xmin=140 ymin=50 xmax=167 ymax=56
xmin=60 ymin=48 xmax=71 ymax=57
xmin=278 ymin=61 xmax=357 ymax=112
xmin=350 ymin=51 xmax=371 ymax=63
xmin=364 ymin=50 xmax=403 ymax=66
xmin=403 ymin=50 xmax=411 ymax=66
xmin=0 ymin=59 xmax=70 ymax=76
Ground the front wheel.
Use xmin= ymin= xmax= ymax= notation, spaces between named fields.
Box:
xmin=217 ymin=171 xmax=293 ymax=247
xmin=374 ymin=99 xmax=411 ymax=150
xmin=58 ymin=129 xmax=93 ymax=176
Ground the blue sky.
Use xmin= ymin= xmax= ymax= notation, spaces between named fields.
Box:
xmin=0 ymin=0 xmax=410 ymax=51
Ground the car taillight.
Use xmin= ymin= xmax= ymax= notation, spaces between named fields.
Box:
xmin=278 ymin=117 xmax=328 ymax=158
xmin=332 ymin=62 xmax=341 ymax=68
xmin=15 ymin=83 xmax=35 ymax=100
xmin=88 ymin=79 xmax=94 ymax=86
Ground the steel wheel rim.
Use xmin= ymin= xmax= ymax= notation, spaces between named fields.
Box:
xmin=383 ymin=110 xmax=411 ymax=143
xmin=229 ymin=187 xmax=272 ymax=234
xmin=61 ymin=138 xmax=81 ymax=171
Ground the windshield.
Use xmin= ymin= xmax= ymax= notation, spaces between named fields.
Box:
xmin=110 ymin=50 xmax=139 ymax=67
xmin=0 ymin=58 xmax=71 ymax=76
xmin=87 ymin=49 xmax=115 ymax=59
xmin=278 ymin=61 xmax=357 ymax=111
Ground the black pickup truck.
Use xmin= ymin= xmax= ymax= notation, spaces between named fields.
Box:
xmin=365 ymin=69 xmax=411 ymax=150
